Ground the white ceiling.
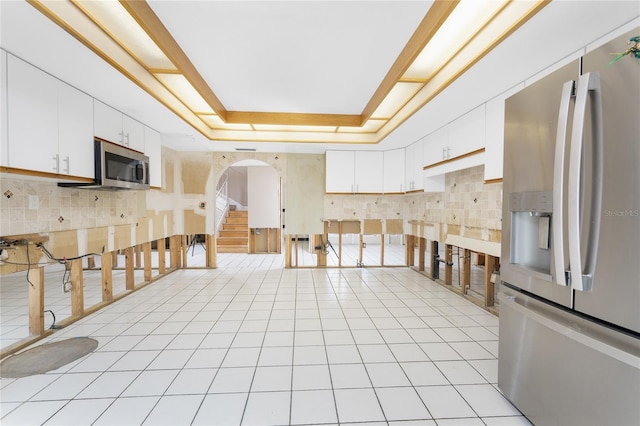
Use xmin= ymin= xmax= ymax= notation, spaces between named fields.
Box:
xmin=1 ymin=1 xmax=638 ymax=153
xmin=150 ymin=1 xmax=431 ymax=114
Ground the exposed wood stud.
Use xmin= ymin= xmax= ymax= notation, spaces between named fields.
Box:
xmin=143 ymin=242 xmax=152 ymax=282
xmin=101 ymin=252 xmax=113 ymax=302
xmin=28 ymin=267 xmax=45 ymax=336
xmin=70 ymin=259 xmax=84 ymax=317
xmin=124 ymin=247 xmax=135 ymax=290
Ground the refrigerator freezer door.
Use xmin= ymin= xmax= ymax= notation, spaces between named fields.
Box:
xmin=499 ymin=289 xmax=640 ymax=426
xmin=574 ymin=28 xmax=640 ymax=334
xmin=501 ymin=60 xmax=578 ymax=308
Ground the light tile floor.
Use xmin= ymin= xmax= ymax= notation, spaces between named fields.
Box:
xmin=1 ymin=253 xmax=527 ymax=425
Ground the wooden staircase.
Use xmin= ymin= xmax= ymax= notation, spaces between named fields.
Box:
xmin=217 ymin=210 xmax=248 ymax=253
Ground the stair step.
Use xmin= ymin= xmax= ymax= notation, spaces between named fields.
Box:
xmin=228 ymin=210 xmax=247 ymax=217
xmin=219 ymin=230 xmax=247 ymax=238
xmin=217 ymin=246 xmax=248 ymax=253
xmin=217 ymin=237 xmax=248 ymax=245
xmin=223 ymin=223 xmax=248 ymax=231
xmin=226 ymin=217 xmax=248 ymax=224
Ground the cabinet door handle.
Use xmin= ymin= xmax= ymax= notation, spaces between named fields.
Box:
xmin=119 ymin=131 xmax=124 ymax=144
xmin=52 ymin=154 xmax=59 ymax=172
xmin=125 ymin=133 xmax=130 ymax=146
xmin=63 ymin=156 xmax=70 ymax=174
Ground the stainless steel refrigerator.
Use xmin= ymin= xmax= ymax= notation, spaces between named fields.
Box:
xmin=499 ymin=27 xmax=640 ymax=425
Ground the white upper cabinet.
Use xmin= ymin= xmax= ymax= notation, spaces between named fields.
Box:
xmin=383 ymin=149 xmax=405 ymax=193
xmin=448 ymin=104 xmax=486 ymax=158
xmin=326 ymin=150 xmax=384 ymax=193
xmin=6 ymin=55 xmax=94 ymax=178
xmin=94 ymin=100 xmax=123 ymax=144
xmin=484 ymin=96 xmax=505 ymax=181
xmin=94 ymin=100 xmax=145 ymax=152
xmin=144 ymin=126 xmax=162 ymax=188
xmin=123 ymin=114 xmax=145 ymax=152
xmin=404 ymin=141 xmax=423 ymax=192
xmin=7 ymin=55 xmax=58 ymax=173
xmin=354 ymin=151 xmax=383 ymax=193
xmin=423 ymin=127 xmax=449 ymax=167
xmin=326 ymin=150 xmax=355 ymax=193
xmin=58 ymin=82 xmax=94 ymax=178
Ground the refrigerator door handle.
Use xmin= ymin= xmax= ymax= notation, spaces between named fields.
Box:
xmin=552 ymin=80 xmax=575 ymax=286
xmin=567 ymin=72 xmax=604 ymax=292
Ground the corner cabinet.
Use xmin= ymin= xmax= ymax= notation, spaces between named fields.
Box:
xmin=94 ymin=100 xmax=145 ymax=153
xmin=5 ymin=55 xmax=93 ymax=178
xmin=144 ymin=126 xmax=162 ymax=188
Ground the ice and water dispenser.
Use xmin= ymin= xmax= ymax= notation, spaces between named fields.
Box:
xmin=509 ymin=191 xmax=553 ymax=275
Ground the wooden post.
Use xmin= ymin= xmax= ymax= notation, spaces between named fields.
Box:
xmin=170 ymin=235 xmax=181 ymax=269
xmin=181 ymin=235 xmax=188 ymax=268
xmin=112 ymin=250 xmax=119 ymax=268
xmin=158 ymin=238 xmax=166 ymax=274
xmin=405 ymin=235 xmax=415 ymax=266
xmin=285 ymin=235 xmax=292 ymax=268
xmin=380 ymin=234 xmax=385 ymax=266
xmin=359 ymin=234 xmax=364 ymax=265
xmin=338 ymin=226 xmax=343 ymax=268
xmin=70 ymin=259 xmax=84 ymax=317
xmin=87 ymin=256 xmax=96 ymax=269
xmin=418 ymin=237 xmax=426 ymax=272
xmin=444 ymin=244 xmax=453 ymax=285
xmin=295 ymin=235 xmax=299 ymax=267
xmin=124 ymin=247 xmax=135 ymax=290
xmin=28 ymin=267 xmax=45 ymax=336
xmin=205 ymin=234 xmax=217 ymax=268
xmin=485 ymin=255 xmax=496 ymax=307
xmin=143 ymin=242 xmax=152 ymax=282
xmin=101 ymin=252 xmax=113 ymax=302
xmin=462 ymin=249 xmax=471 ymax=294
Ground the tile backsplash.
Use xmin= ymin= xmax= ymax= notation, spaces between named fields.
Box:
xmin=324 ymin=165 xmax=503 ymax=231
xmin=0 ymin=176 xmax=138 ymax=237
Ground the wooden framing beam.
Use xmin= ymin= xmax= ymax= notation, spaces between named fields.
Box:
xmin=101 ymin=252 xmax=113 ymax=302
xmin=285 ymin=235 xmax=292 ymax=268
xmin=485 ymin=255 xmax=496 ymax=307
xmin=70 ymin=259 xmax=84 ymax=317
xmin=143 ymin=242 xmax=152 ymax=281
xmin=170 ymin=235 xmax=181 ymax=269
xmin=124 ymin=247 xmax=135 ymax=290
xmin=418 ymin=237 xmax=426 ymax=272
xmin=158 ymin=237 xmax=166 ymax=273
xmin=205 ymin=234 xmax=217 ymax=268
xmin=444 ymin=244 xmax=453 ymax=285
xmin=28 ymin=267 xmax=45 ymax=336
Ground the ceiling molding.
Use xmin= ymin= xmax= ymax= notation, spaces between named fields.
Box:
xmin=120 ymin=0 xmax=228 ymax=121
xmin=359 ymin=0 xmax=460 ymax=125
xmin=226 ymin=111 xmax=362 ymax=127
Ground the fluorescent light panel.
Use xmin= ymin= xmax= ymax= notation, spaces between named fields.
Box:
xmin=73 ymin=0 xmax=175 ymax=70
xmin=370 ymin=82 xmax=423 ymax=119
xmin=404 ymin=0 xmax=508 ymax=79
xmin=155 ymin=73 xmax=215 ymax=114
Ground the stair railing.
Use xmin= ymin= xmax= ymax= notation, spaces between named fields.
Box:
xmin=215 ymin=172 xmax=229 ymax=237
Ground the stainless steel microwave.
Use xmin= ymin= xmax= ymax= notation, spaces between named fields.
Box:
xmin=59 ymin=139 xmax=150 ymax=190
xmin=95 ymin=139 xmax=149 ymax=190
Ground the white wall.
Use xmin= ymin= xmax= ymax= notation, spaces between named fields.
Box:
xmin=248 ymin=166 xmax=280 ymax=228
